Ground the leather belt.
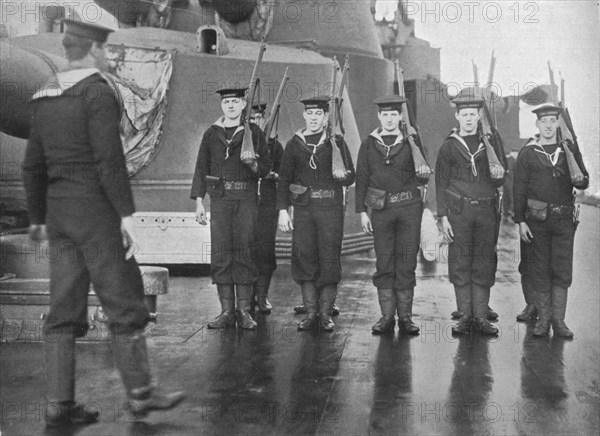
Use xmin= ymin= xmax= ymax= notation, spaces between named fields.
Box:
xmin=224 ymin=181 xmax=254 ymax=190
xmin=387 ymin=190 xmax=418 ymax=203
xmin=310 ymin=189 xmax=335 ymax=199
xmin=548 ymin=204 xmax=574 ymax=216
xmin=461 ymin=196 xmax=495 ymax=208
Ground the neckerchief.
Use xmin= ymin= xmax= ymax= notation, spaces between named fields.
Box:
xmin=527 ymin=136 xmax=565 ymax=178
xmin=369 ymin=128 xmax=405 ymax=164
xmin=31 ymin=68 xmax=101 ymax=100
xmin=212 ymin=117 xmax=245 ymax=160
xmin=294 ymin=129 xmax=327 ymax=170
xmin=449 ymin=129 xmax=484 ymax=177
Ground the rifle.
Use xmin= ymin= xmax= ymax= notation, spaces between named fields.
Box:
xmin=479 ymin=99 xmax=506 ymax=180
xmin=240 ymin=37 xmax=267 ymax=163
xmin=548 ymin=61 xmax=586 ymax=184
xmin=394 ymin=60 xmax=432 ymax=183
xmin=472 ymin=59 xmax=479 ymax=87
xmin=327 ymin=55 xmax=350 ymax=176
xmin=263 ymin=67 xmax=289 ymax=142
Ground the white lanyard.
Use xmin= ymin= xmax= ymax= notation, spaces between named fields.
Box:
xmin=451 ymin=133 xmax=484 ymax=176
xmin=535 ymin=144 xmax=562 ymax=166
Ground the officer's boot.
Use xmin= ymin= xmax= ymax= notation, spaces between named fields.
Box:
xmin=532 ymin=290 xmax=552 ymax=337
xmin=207 ymin=284 xmax=236 ymax=329
xmin=396 ymin=288 xmax=420 ymax=335
xmin=371 ymin=288 xmax=396 ymax=334
xmin=319 ymin=285 xmax=337 ymax=332
xmin=298 ymin=282 xmax=318 ymax=330
xmin=472 ymin=283 xmax=498 ymax=335
xmin=44 ymin=327 xmax=100 ymax=428
xmin=111 ymin=330 xmax=185 ymax=419
xmin=516 ymin=275 xmax=537 ymax=322
xmin=294 ymin=302 xmax=339 ymax=316
xmin=451 ymin=285 xmax=473 ymax=335
xmin=551 ymin=285 xmax=574 ymax=338
xmin=236 ymin=284 xmax=258 ymax=330
xmin=255 ymin=273 xmax=273 ymax=314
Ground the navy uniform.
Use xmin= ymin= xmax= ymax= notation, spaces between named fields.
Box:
xmin=22 ymin=20 xmax=183 ymax=427
xmin=435 ymin=95 xmax=506 ymax=335
xmin=514 ymin=104 xmax=588 ymax=337
xmin=251 ymin=103 xmax=284 ymax=313
xmin=355 ymin=95 xmax=424 ymax=334
xmin=277 ymin=97 xmax=355 ymax=331
xmin=191 ymin=87 xmax=269 ymax=330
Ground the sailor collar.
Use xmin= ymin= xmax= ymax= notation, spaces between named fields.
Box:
xmin=449 ymin=128 xmax=485 ymax=176
xmin=31 ymin=68 xmax=101 ymax=100
xmin=294 ymin=128 xmax=328 ymax=170
xmin=212 ymin=117 xmax=246 ymax=160
xmin=369 ymin=128 xmax=405 ymax=163
xmin=528 ymin=136 xmax=564 ymax=169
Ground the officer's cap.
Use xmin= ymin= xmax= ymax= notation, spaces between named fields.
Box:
xmin=374 ymin=94 xmax=406 ymax=112
xmin=216 ymin=87 xmax=248 ymax=99
xmin=63 ymin=19 xmax=114 ymax=43
xmin=532 ymin=103 xmax=563 ymax=119
xmin=300 ymin=96 xmax=329 ymax=111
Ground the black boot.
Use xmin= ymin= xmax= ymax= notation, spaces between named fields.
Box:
xmin=396 ymin=288 xmax=419 ymax=335
xmin=319 ymin=285 xmax=337 ymax=332
xmin=44 ymin=328 xmax=99 ymax=428
xmin=474 ymin=318 xmax=499 ymax=335
xmin=472 ymin=283 xmax=494 ymax=323
xmin=207 ymin=284 xmax=236 ymax=329
xmin=298 ymin=282 xmax=318 ymax=330
xmin=551 ymin=285 xmax=574 ymax=338
xmin=111 ymin=330 xmax=185 ymax=419
xmin=294 ymin=302 xmax=339 ymax=315
xmin=532 ymin=290 xmax=552 ymax=337
xmin=517 ymin=275 xmax=537 ymax=322
xmin=254 ymin=273 xmax=273 ymax=314
xmin=451 ymin=315 xmax=473 ymax=335
xmin=371 ymin=288 xmax=396 ymax=334
xmin=236 ymin=284 xmax=258 ymax=330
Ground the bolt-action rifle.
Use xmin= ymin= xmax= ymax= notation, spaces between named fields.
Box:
xmin=263 ymin=67 xmax=289 ymax=174
xmin=240 ymin=37 xmax=267 ymax=163
xmin=394 ymin=60 xmax=432 ymax=184
xmin=327 ymin=55 xmax=350 ymax=176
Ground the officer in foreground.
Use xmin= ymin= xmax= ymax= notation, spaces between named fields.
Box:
xmin=192 ymin=87 xmax=270 ymax=330
xmin=435 ymin=93 xmax=506 ymax=335
xmin=513 ymin=103 xmax=588 ymax=337
xmin=278 ymin=97 xmax=355 ymax=331
xmin=355 ymin=95 xmax=425 ymax=334
xmin=23 ymin=19 xmax=185 ymax=428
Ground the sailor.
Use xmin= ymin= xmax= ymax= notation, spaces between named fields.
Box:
xmin=277 ymin=96 xmax=355 ymax=331
xmin=513 ymin=103 xmax=588 ymax=337
xmin=191 ymin=87 xmax=270 ymax=330
xmin=355 ymin=95 xmax=425 ymax=334
xmin=22 ymin=19 xmax=184 ymax=427
xmin=435 ymin=93 xmax=507 ymax=335
xmin=250 ymin=102 xmax=284 ymax=313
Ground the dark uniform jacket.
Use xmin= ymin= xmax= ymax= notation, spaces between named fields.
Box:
xmin=277 ymin=129 xmax=355 ymax=210
xmin=190 ymin=118 xmax=269 ymax=200
xmin=23 ymin=70 xmax=135 ymax=223
xmin=513 ymin=136 xmax=588 ymax=223
xmin=435 ymin=129 xmax=506 ymax=217
xmin=355 ymin=128 xmax=425 ymax=213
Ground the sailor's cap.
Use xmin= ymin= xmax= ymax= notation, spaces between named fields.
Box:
xmin=374 ymin=94 xmax=406 ymax=112
xmin=300 ymin=96 xmax=329 ymax=111
xmin=63 ymin=19 xmax=114 ymax=43
xmin=216 ymin=87 xmax=248 ymax=99
xmin=532 ymin=103 xmax=563 ymax=119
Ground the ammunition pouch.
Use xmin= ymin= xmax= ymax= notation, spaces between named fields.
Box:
xmin=206 ymin=175 xmax=224 ymax=198
xmin=445 ymin=189 xmax=463 ymax=215
xmin=365 ymin=187 xmax=387 ymax=210
xmin=289 ymin=183 xmax=309 ymax=206
xmin=525 ymin=199 xmax=548 ymax=222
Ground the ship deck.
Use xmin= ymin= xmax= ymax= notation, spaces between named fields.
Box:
xmin=1 ymin=205 xmax=599 ymax=436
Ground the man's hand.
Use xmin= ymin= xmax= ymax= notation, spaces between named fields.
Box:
xmin=332 ymin=168 xmax=347 ymax=181
xmin=278 ymin=209 xmax=293 ymax=233
xmin=572 ymin=174 xmax=586 ymax=185
xmin=519 ymin=222 xmax=533 ymax=243
xmin=440 ymin=216 xmax=454 ymax=243
xmin=490 ymin=163 xmax=505 ymax=179
xmin=196 ymin=199 xmax=207 ymax=225
xmin=121 ymin=216 xmax=137 ymax=260
xmin=28 ymin=224 xmax=47 ymax=242
xmin=265 ymin=171 xmax=279 ymax=181
xmin=360 ymin=212 xmax=373 ymax=235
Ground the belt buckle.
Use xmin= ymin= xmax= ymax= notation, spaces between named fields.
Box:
xmin=400 ymin=191 xmax=412 ymax=201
